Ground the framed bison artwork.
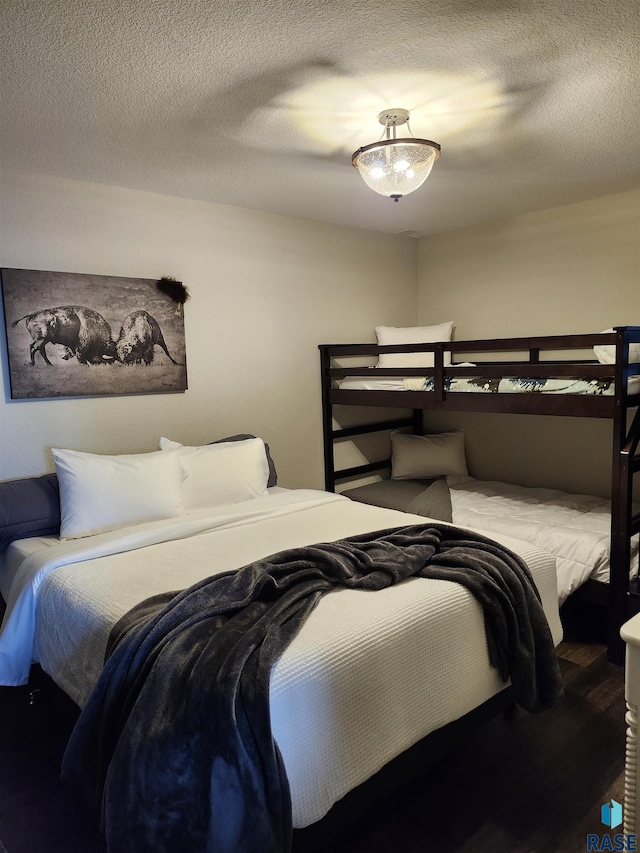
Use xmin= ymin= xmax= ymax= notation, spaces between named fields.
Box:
xmin=0 ymin=269 xmax=188 ymax=399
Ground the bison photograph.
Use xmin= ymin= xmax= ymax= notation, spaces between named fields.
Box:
xmin=116 ymin=310 xmax=179 ymax=366
xmin=1 ymin=269 xmax=187 ymax=399
xmin=11 ymin=306 xmax=117 ymax=366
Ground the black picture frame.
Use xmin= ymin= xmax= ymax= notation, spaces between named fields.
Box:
xmin=1 ymin=268 xmax=188 ymax=399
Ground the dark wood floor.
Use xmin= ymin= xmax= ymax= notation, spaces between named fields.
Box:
xmin=0 ymin=634 xmax=625 ymax=853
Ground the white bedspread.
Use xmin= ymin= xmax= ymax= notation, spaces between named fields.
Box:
xmin=448 ymin=475 xmax=640 ymax=603
xmin=1 ymin=488 xmax=561 ymax=828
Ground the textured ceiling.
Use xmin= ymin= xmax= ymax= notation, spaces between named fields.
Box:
xmin=1 ymin=0 xmax=639 ymax=236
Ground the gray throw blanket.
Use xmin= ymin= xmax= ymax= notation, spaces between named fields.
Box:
xmin=61 ymin=523 xmax=563 ymax=853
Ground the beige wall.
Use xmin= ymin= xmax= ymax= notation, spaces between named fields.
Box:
xmin=417 ymin=190 xmax=640 ymax=496
xmin=2 ymin=175 xmax=636 ymax=498
xmin=0 ymin=170 xmax=418 ymax=487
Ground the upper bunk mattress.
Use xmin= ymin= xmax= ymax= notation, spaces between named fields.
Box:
xmin=339 ymin=373 xmax=640 ymax=395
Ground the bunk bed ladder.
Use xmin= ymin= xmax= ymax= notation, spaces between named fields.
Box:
xmin=320 ymin=346 xmax=422 ymax=491
xmin=609 ymin=330 xmax=640 ymax=664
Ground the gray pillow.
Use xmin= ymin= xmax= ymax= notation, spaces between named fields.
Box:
xmin=391 ymin=429 xmax=467 ymax=479
xmin=342 ymin=478 xmax=452 ymax=522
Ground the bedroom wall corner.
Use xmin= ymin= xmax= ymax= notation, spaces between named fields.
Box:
xmin=0 ymin=169 xmax=419 ymax=488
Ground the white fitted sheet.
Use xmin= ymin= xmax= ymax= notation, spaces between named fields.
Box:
xmin=447 ymin=475 xmax=640 ymax=603
xmin=3 ymin=489 xmax=560 ymax=829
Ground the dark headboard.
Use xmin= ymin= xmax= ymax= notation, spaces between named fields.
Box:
xmin=0 ymin=474 xmax=61 ymax=551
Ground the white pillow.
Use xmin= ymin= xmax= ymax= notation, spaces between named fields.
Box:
xmin=593 ymin=329 xmax=640 ymax=365
xmin=158 ymin=437 xmax=270 ymax=509
xmin=375 ymin=322 xmax=454 ymax=368
xmin=390 ymin=429 xmax=468 ymax=479
xmin=52 ymin=448 xmax=186 ymax=540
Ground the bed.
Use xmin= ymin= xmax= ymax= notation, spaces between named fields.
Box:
xmin=320 ymin=326 xmax=640 ymax=664
xmin=0 ymin=436 xmax=563 ymax=850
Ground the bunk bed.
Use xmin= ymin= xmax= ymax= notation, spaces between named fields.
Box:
xmin=319 ymin=327 xmax=640 ymax=664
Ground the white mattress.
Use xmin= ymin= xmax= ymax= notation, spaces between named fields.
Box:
xmin=447 ymin=475 xmax=640 ymax=603
xmin=1 ymin=489 xmax=561 ymax=829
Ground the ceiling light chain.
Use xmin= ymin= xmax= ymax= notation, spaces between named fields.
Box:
xmin=352 ymin=108 xmax=441 ymax=202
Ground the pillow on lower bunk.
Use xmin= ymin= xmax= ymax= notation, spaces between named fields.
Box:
xmin=391 ymin=429 xmax=468 ymax=479
xmin=52 ymin=448 xmax=186 ymax=539
xmin=342 ymin=478 xmax=453 ymax=522
xmin=159 ymin=436 xmax=270 ymax=508
xmin=0 ymin=473 xmax=61 ymax=551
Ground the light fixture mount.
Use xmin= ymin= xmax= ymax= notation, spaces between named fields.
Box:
xmin=377 ymin=108 xmax=410 ymax=127
xmin=352 ymin=107 xmax=440 ymax=202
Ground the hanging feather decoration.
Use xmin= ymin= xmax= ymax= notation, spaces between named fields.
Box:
xmin=157 ymin=277 xmax=190 ymax=316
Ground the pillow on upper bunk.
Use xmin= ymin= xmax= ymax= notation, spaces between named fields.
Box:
xmin=158 ymin=436 xmax=270 ymax=509
xmin=52 ymin=448 xmax=186 ymax=539
xmin=0 ymin=473 xmax=61 ymax=551
xmin=375 ymin=322 xmax=454 ymax=368
xmin=593 ymin=329 xmax=640 ymax=365
xmin=391 ymin=429 xmax=468 ymax=479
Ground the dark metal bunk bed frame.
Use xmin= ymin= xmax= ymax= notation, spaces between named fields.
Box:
xmin=319 ymin=327 xmax=640 ymax=665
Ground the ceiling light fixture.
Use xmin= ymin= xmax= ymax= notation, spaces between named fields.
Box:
xmin=352 ymin=108 xmax=441 ymax=202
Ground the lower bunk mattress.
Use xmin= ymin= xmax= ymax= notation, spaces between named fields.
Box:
xmin=0 ymin=488 xmax=561 ymax=830
xmin=342 ymin=476 xmax=639 ymax=603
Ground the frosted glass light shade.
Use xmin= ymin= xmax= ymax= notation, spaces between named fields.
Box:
xmin=352 ymin=138 xmax=440 ymax=200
